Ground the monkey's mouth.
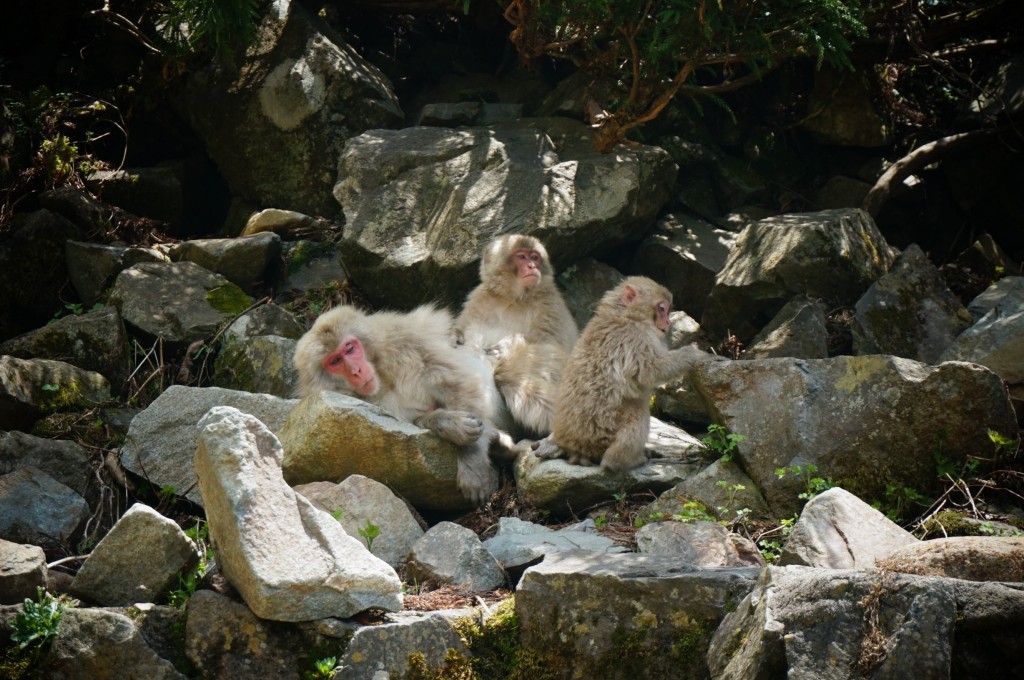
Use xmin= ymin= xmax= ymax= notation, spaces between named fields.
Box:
xmin=354 ymin=376 xmax=378 ymax=396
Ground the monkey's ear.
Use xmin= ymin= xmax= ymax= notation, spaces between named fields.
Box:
xmin=621 ymin=284 xmax=639 ymax=306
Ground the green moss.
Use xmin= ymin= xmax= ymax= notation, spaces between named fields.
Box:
xmin=286 ymin=241 xmax=337 ymax=276
xmin=0 ymin=645 xmax=34 ymax=680
xmin=205 ymin=283 xmax=253 ymax=315
xmin=37 ymin=380 xmax=83 ymax=412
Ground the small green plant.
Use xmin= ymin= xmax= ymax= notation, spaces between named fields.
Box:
xmin=331 ymin=507 xmax=344 ymax=521
xmin=775 ymin=464 xmax=832 ymax=502
xmin=38 ymin=133 xmax=78 ymax=186
xmin=756 ymin=515 xmax=797 ymax=563
xmin=593 ymin=513 xmax=609 ymax=530
xmin=878 ymin=483 xmax=929 ymax=523
xmin=701 ymin=424 xmax=746 ymax=462
xmin=11 ymin=588 xmax=76 ymax=650
xmin=988 ymin=429 xmax=1018 ymax=461
xmin=306 ymin=655 xmax=342 ymax=680
xmin=715 ymin=480 xmax=752 ymax=525
xmin=51 ymin=301 xmax=104 ymax=321
xmin=168 ymin=520 xmax=211 ymax=608
xmin=671 ymin=500 xmax=717 ymax=524
xmin=358 ymin=519 xmax=380 ymax=553
xmin=41 ymin=384 xmax=59 ymax=392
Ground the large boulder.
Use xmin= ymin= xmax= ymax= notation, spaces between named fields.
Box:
xmin=516 ymin=551 xmax=758 ymax=679
xmin=196 ymin=406 xmax=402 ymax=622
xmin=119 ymin=385 xmax=298 ymax=507
xmin=0 ymin=306 xmax=130 ymax=392
xmin=70 ymin=503 xmax=199 ymax=606
xmin=334 ymin=117 xmax=677 ymax=307
xmin=107 ymin=262 xmax=253 ymax=345
xmin=514 ymin=418 xmax=704 ymax=516
xmin=170 ymin=0 xmax=402 ymax=216
xmin=0 ymin=356 xmax=111 ymax=431
xmin=779 ymin=487 xmax=918 ymax=568
xmin=693 ymin=355 xmax=1018 ymax=516
xmin=279 ymin=391 xmax=484 ymax=513
xmin=701 ymin=208 xmax=897 ymax=341
xmin=941 ymin=275 xmax=1024 ymax=383
xmin=709 ymin=565 xmax=1024 ymax=679
xmin=853 ymin=243 xmax=972 ymax=363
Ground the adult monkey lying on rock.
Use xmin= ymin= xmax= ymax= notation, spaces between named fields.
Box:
xmin=294 ymin=304 xmax=514 ymax=506
xmin=534 ymin=276 xmax=727 ymax=472
xmin=455 ymin=233 xmax=578 ymax=438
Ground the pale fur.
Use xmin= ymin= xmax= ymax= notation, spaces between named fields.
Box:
xmin=293 ymin=304 xmax=512 ymax=505
xmin=454 ymin=234 xmax=579 ymax=437
xmin=535 ymin=276 xmax=723 ymax=472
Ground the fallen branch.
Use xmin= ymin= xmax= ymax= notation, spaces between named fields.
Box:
xmin=862 ymin=127 xmax=996 ymax=217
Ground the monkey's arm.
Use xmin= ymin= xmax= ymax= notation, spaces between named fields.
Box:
xmin=649 ymin=344 xmax=726 ymax=384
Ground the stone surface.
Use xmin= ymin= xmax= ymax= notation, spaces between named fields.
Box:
xmin=0 ymin=306 xmax=131 ymax=391
xmin=693 ymin=355 xmax=1018 ymax=516
xmin=70 ymin=503 xmax=198 ymax=606
xmin=0 ymin=431 xmax=92 ymax=500
xmin=853 ymin=243 xmax=972 ymax=363
xmin=941 ymin=275 xmax=1024 ymax=383
xmin=279 ymin=390 xmax=475 ymax=513
xmin=635 ymin=520 xmax=765 ymax=567
xmin=119 ymin=385 xmax=298 ymax=506
xmin=630 ymin=212 xmax=736 ymax=320
xmin=701 ymin=208 xmax=897 ymax=341
xmin=779 ymin=487 xmax=918 ymax=568
xmin=517 ymin=551 xmax=759 ymax=679
xmin=0 ymin=356 xmax=111 ymax=431
xmin=171 ymin=0 xmax=402 ymax=216
xmin=880 ymin=536 xmax=1024 ymax=582
xmin=406 ymin=522 xmax=505 ymax=591
xmin=295 ymin=474 xmax=425 ymax=569
xmin=168 ymin=232 xmax=282 ymax=292
xmin=29 ymin=607 xmax=188 ymax=679
xmin=107 ymin=261 xmax=254 ymax=345
xmin=482 ymin=517 xmax=627 ymax=571
xmin=744 ymin=295 xmax=829 ymax=360
xmin=709 ymin=565 xmax=1024 ymax=679
xmin=0 ymin=467 xmax=89 ymax=549
xmin=335 ymin=118 xmax=676 ymax=307
xmin=515 ymin=418 xmax=705 ymax=516
xmin=212 ymin=334 xmax=298 ymax=398
xmin=0 ymin=538 xmax=47 ymax=604
xmin=196 ymin=406 xmax=402 ymax=621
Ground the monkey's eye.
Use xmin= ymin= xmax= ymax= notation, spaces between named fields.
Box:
xmin=657 ymin=302 xmax=668 ymax=314
xmin=529 ymin=252 xmax=541 ymax=263
xmin=342 ymin=341 xmax=356 ymax=354
xmin=326 ymin=355 xmax=342 ymax=367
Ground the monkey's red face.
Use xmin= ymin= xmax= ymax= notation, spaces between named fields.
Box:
xmin=323 ymin=335 xmax=379 ymax=396
xmin=654 ymin=300 xmax=671 ymax=335
xmin=512 ymin=248 xmax=543 ymax=287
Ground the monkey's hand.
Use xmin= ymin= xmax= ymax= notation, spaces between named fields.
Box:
xmin=456 ymin=448 xmax=499 ymax=506
xmin=417 ymin=409 xmax=485 ymax=446
xmin=532 ymin=436 xmax=567 ymax=461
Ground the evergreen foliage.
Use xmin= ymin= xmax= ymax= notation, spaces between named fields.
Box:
xmin=500 ymin=0 xmax=868 ymax=149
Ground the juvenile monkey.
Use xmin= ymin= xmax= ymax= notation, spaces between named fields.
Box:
xmin=455 ymin=234 xmax=578 ymax=437
xmin=534 ymin=276 xmax=725 ymax=472
xmin=294 ymin=304 xmax=512 ymax=505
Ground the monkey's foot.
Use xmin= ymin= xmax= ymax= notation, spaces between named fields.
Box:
xmin=532 ymin=436 xmax=566 ymax=460
xmin=457 ymin=451 xmax=499 ymax=506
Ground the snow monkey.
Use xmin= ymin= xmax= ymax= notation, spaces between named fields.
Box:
xmin=294 ymin=304 xmax=515 ymax=506
xmin=533 ymin=276 xmax=727 ymax=472
xmin=454 ymin=233 xmax=579 ymax=438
